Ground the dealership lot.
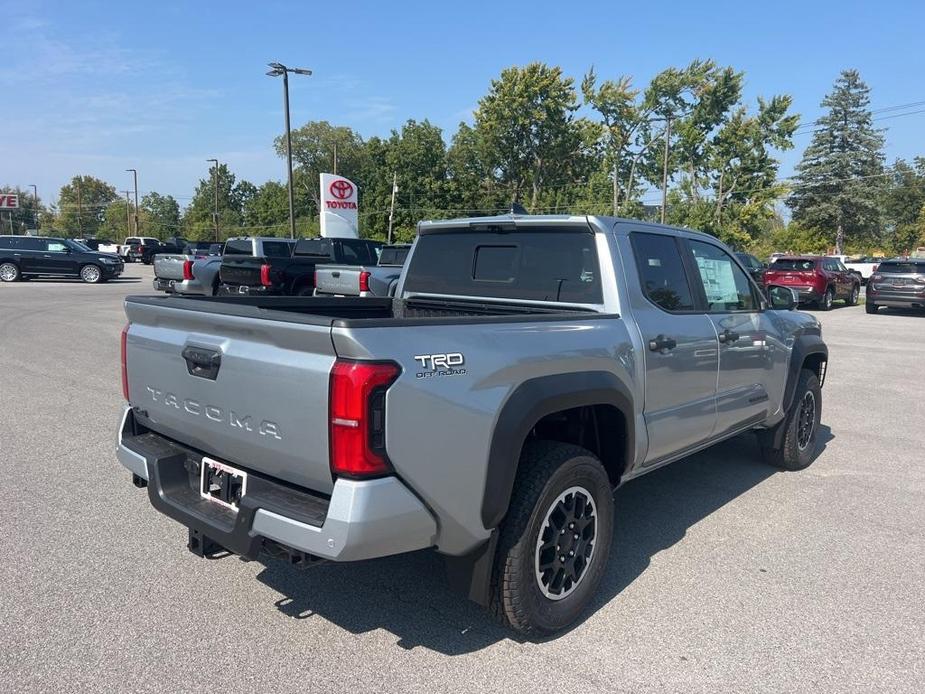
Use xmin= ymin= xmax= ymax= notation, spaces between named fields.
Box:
xmin=1 ymin=264 xmax=922 ymax=693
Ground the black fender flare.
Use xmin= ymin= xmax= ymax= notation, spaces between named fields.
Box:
xmin=782 ymin=334 xmax=828 ymax=413
xmin=481 ymin=371 xmax=635 ymax=530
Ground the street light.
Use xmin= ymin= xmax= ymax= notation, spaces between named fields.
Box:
xmin=29 ymin=184 xmax=38 ymax=231
xmin=125 ymin=169 xmax=139 ymax=235
xmin=206 ymin=159 xmax=219 ymax=241
xmin=267 ymin=62 xmax=312 ymax=239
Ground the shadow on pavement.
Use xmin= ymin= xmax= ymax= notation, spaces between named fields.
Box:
xmin=254 ymin=429 xmax=832 ymax=654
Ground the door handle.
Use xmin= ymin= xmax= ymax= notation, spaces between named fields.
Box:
xmin=718 ymin=328 xmax=740 ymax=344
xmin=648 ymin=335 xmax=677 ymax=352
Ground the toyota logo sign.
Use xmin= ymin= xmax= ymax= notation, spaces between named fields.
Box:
xmin=329 ymin=179 xmax=354 ymax=200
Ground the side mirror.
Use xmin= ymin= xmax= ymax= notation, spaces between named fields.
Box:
xmin=767 ymin=285 xmax=798 ymax=310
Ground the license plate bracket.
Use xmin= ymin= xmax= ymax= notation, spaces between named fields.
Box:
xmin=200 ymin=457 xmax=247 ymax=511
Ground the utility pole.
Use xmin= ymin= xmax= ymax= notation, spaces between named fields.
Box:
xmin=660 ymin=116 xmax=672 ymax=224
xmin=29 ymin=184 xmax=38 ymax=231
xmin=123 ymin=191 xmax=132 ymax=236
xmin=206 ymin=159 xmax=219 ymax=241
xmin=267 ymin=62 xmax=312 ymax=240
xmin=76 ymin=177 xmax=83 ymax=236
xmin=387 ymin=172 xmax=398 ymax=244
xmin=126 ymin=169 xmax=139 ymax=235
xmin=612 ymin=160 xmax=618 ymax=216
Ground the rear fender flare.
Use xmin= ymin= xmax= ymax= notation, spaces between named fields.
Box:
xmin=481 ymin=371 xmax=634 ymax=530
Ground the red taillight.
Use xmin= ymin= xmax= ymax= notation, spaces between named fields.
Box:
xmin=260 ymin=263 xmax=272 ymax=287
xmin=329 ymin=359 xmax=400 ymax=478
xmin=359 ymin=270 xmax=371 ymax=293
xmin=120 ymin=323 xmax=129 ymax=401
xmin=182 ymin=260 xmax=194 ymax=281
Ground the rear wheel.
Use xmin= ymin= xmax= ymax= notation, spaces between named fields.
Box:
xmin=0 ymin=262 xmax=21 ymax=282
xmin=820 ymin=287 xmax=834 ymax=311
xmin=296 ymin=285 xmax=314 ymax=296
xmin=761 ymin=368 xmax=822 ymax=471
xmin=80 ymin=264 xmax=102 ymax=283
xmin=865 ymin=301 xmax=879 ymax=314
xmin=490 ymin=441 xmax=613 ymax=636
xmin=846 ymin=284 xmax=859 ymax=306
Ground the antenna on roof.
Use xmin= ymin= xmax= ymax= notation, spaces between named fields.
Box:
xmin=509 ymin=202 xmax=529 ymax=215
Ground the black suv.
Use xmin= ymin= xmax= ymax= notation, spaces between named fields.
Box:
xmin=0 ymin=236 xmax=124 ymax=283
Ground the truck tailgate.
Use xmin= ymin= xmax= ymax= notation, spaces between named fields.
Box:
xmin=123 ymin=299 xmax=337 ymax=494
xmin=314 ymin=265 xmax=363 ymax=296
xmin=220 ymin=257 xmax=264 ymax=287
xmin=153 ymin=254 xmax=190 ymax=280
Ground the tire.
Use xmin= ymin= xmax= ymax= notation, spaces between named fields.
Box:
xmin=489 ymin=441 xmax=613 ymax=636
xmin=820 ymin=287 xmax=834 ymax=311
xmin=846 ymin=284 xmax=859 ymax=306
xmin=865 ymin=301 xmax=879 ymax=314
xmin=761 ymin=369 xmax=822 ymax=471
xmin=0 ymin=262 xmax=21 ymax=282
xmin=296 ymin=285 xmax=314 ymax=296
xmin=80 ymin=264 xmax=103 ymax=284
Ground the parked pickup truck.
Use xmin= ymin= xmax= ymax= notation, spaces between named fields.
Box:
xmin=117 ymin=215 xmax=828 ymax=636
xmin=219 ymin=237 xmax=383 ymax=296
xmin=314 ymin=243 xmax=410 ymax=297
xmin=100 ymin=237 xmax=162 ymax=263
xmin=153 ymin=242 xmax=225 ymax=296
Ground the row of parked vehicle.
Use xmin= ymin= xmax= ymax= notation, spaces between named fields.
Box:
xmin=733 ymin=252 xmax=925 ymax=313
xmin=151 ymin=236 xmax=410 ymax=299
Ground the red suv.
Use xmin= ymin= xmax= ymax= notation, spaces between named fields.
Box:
xmin=763 ymin=256 xmax=861 ymax=310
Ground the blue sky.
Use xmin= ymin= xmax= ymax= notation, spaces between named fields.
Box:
xmin=3 ymin=0 xmax=924 ymax=209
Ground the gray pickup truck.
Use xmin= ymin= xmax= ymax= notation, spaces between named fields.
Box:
xmin=314 ymin=244 xmax=411 ymax=297
xmin=117 ymin=215 xmax=828 ymax=636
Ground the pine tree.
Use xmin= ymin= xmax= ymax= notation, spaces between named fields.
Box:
xmin=788 ymin=70 xmax=885 ymax=253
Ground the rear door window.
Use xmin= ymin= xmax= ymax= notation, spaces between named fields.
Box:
xmin=19 ymin=237 xmax=45 ymax=251
xmin=0 ymin=237 xmax=14 ymax=249
xmin=403 ymin=227 xmax=602 ymax=303
xmin=630 ymin=233 xmax=696 ymax=312
xmin=47 ymin=240 xmax=68 ymax=252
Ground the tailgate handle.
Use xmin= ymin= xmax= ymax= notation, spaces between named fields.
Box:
xmin=182 ymin=346 xmax=222 ymax=380
xmin=331 ymin=271 xmax=340 ymax=278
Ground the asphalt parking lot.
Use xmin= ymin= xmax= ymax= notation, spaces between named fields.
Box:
xmin=1 ymin=264 xmax=922 ymax=693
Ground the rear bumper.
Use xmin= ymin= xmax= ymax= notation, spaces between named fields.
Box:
xmin=867 ymin=290 xmax=925 ymax=308
xmin=153 ymin=277 xmax=174 ymax=292
xmin=115 ymin=407 xmax=436 ymax=561
xmin=154 ymin=277 xmax=208 ymax=295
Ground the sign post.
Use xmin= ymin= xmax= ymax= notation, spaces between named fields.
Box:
xmin=319 ymin=173 xmax=359 ymax=238
xmin=0 ymin=193 xmax=19 ymax=234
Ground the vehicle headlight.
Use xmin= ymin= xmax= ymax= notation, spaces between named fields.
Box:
xmin=99 ymin=257 xmax=116 ymax=263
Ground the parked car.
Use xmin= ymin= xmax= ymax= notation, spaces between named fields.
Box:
xmin=865 ymin=258 xmax=925 ymax=313
xmin=75 ymin=238 xmax=115 ymax=252
xmin=114 ymin=236 xmax=161 ymax=263
xmin=843 ymin=256 xmax=884 ymax=284
xmin=314 ymin=243 xmax=411 ymax=297
xmin=219 ymin=237 xmax=382 ymax=296
xmin=117 ymin=214 xmax=828 ymax=636
xmin=762 ymin=255 xmax=860 ymax=310
xmin=0 ymin=236 xmax=123 ymax=283
xmin=734 ymin=252 xmax=767 ymax=284
xmin=153 ymin=242 xmax=227 ymax=296
xmin=140 ymin=237 xmax=189 ymax=265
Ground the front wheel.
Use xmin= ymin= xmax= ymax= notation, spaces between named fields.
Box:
xmin=80 ymin=264 xmax=103 ymax=283
xmin=761 ymin=368 xmax=822 ymax=471
xmin=490 ymin=441 xmax=613 ymax=636
xmin=0 ymin=262 xmax=20 ymax=282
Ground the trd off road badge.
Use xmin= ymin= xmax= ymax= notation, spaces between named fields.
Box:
xmin=413 ymin=352 xmax=467 ymax=379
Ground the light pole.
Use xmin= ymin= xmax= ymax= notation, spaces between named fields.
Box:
xmin=123 ymin=191 xmax=132 ymax=236
xmin=126 ymin=169 xmax=139 ymax=235
xmin=206 ymin=159 xmax=219 ymax=241
xmin=267 ymin=62 xmax=311 ymax=239
xmin=29 ymin=184 xmax=38 ymax=231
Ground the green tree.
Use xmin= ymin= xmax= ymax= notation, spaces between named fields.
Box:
xmin=141 ymin=192 xmax=181 ymax=238
xmin=788 ymin=69 xmax=885 ymax=253
xmin=0 ymin=186 xmax=45 ymax=233
xmin=100 ymin=198 xmax=134 ymax=239
xmin=474 ymin=62 xmax=584 ymax=209
xmin=54 ymin=175 xmax=118 ymax=237
xmin=384 ymin=119 xmax=448 ymax=239
xmin=182 ymin=164 xmax=248 ymax=240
